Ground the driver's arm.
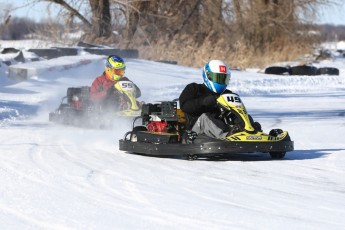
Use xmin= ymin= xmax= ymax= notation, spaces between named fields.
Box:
xmin=179 ymin=83 xmax=217 ymax=115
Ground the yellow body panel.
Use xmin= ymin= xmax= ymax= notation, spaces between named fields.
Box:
xmin=114 ymin=81 xmax=140 ymax=111
xmin=226 ymin=131 xmax=288 ymax=142
xmin=116 ymin=109 xmax=141 ymax=117
xmin=217 ymin=94 xmax=255 ymax=132
xmin=177 ymin=109 xmax=186 ymax=123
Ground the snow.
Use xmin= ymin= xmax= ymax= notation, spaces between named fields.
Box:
xmin=1 ymin=40 xmax=345 ymax=230
xmin=0 ymin=39 xmax=65 ymax=49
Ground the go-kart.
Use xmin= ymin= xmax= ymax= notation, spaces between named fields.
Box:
xmin=119 ymin=93 xmax=294 ymax=160
xmin=49 ymin=81 xmax=141 ymax=128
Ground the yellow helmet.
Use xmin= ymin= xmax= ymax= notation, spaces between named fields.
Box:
xmin=105 ymin=55 xmax=126 ymax=81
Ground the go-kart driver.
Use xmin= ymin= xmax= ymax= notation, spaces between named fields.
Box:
xmin=179 ymin=60 xmax=261 ymax=140
xmin=90 ymin=55 xmax=141 ymax=111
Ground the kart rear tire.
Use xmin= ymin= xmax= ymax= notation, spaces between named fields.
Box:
xmin=187 ymin=154 xmax=198 ymax=161
xmin=130 ymin=126 xmax=147 ymax=142
xmin=49 ymin=112 xmax=57 ymax=122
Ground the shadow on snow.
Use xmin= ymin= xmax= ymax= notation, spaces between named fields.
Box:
xmin=124 ymin=148 xmax=340 ymax=162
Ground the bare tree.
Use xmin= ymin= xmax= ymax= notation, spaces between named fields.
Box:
xmin=41 ymin=0 xmax=111 ymax=37
xmin=122 ymin=0 xmax=207 ymax=44
xmin=0 ymin=3 xmax=12 ymax=39
xmin=124 ymin=0 xmax=160 ymax=45
xmin=89 ymin=0 xmax=111 ymax=37
xmin=201 ymin=0 xmax=223 ymax=30
xmin=7 ymin=0 xmax=338 ymax=67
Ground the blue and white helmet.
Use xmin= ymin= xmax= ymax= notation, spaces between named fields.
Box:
xmin=202 ymin=60 xmax=231 ymax=94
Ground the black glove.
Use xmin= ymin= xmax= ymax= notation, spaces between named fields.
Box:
xmin=202 ymin=95 xmax=217 ymax=107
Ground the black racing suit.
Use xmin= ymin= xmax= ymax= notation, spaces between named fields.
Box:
xmin=179 ymin=83 xmax=233 ymax=131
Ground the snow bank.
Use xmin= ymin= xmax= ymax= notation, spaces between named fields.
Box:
xmin=8 ymin=54 xmax=105 ymax=80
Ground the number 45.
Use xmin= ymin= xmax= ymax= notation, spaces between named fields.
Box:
xmin=226 ymin=96 xmax=241 ymax=103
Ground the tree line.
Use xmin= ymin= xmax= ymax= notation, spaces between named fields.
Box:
xmin=1 ymin=0 xmax=341 ymax=68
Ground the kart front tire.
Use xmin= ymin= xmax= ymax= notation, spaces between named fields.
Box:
xmin=269 ymin=152 xmax=286 ymax=159
xmin=269 ymin=128 xmax=286 ymax=159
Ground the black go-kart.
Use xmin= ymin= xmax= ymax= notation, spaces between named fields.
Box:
xmin=119 ymin=93 xmax=294 ymax=160
xmin=49 ymin=81 xmax=141 ymax=128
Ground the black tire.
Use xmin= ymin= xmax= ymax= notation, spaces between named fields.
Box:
xmin=48 ymin=112 xmax=57 ymax=122
xmin=264 ymin=66 xmax=290 ymax=75
xmin=130 ymin=126 xmax=147 ymax=142
xmin=269 ymin=129 xmax=283 ymax=136
xmin=290 ymin=65 xmax=318 ymax=76
xmin=269 ymin=152 xmax=286 ymax=159
xmin=269 ymin=128 xmax=286 ymax=159
xmin=49 ymin=104 xmax=69 ymax=123
xmin=316 ymin=67 xmax=339 ymax=76
xmin=187 ymin=154 xmax=198 ymax=161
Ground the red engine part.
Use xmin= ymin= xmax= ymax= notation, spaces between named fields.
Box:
xmin=71 ymin=95 xmax=82 ymax=110
xmin=147 ymin=121 xmax=168 ymax=133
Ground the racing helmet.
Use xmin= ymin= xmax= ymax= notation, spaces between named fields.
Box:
xmin=105 ymin=55 xmax=126 ymax=81
xmin=202 ymin=60 xmax=231 ymax=94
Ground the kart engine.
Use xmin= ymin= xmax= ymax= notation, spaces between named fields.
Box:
xmin=147 ymin=121 xmax=168 ymax=132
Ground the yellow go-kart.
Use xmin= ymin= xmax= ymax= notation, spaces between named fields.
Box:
xmin=119 ymin=93 xmax=294 ymax=160
xmin=49 ymin=81 xmax=141 ymax=128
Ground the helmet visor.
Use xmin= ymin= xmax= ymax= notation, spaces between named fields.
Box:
xmin=114 ymin=68 xmax=125 ymax=76
xmin=206 ymin=72 xmax=230 ymax=85
xmin=106 ymin=66 xmax=126 ymax=81
xmin=107 ymin=67 xmax=125 ymax=76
